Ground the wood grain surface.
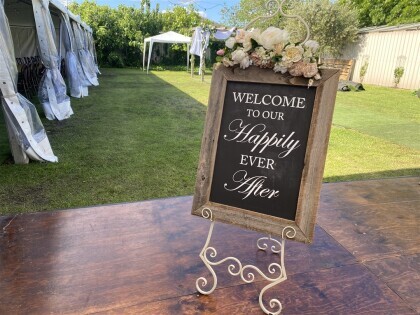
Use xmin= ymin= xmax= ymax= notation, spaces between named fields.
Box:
xmin=364 ymin=254 xmax=420 ymax=313
xmin=253 ymin=264 xmax=417 ymax=315
xmin=1 ymin=177 xmax=418 ymax=314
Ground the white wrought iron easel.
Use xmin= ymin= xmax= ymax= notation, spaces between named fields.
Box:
xmin=196 ymin=208 xmax=296 ymax=315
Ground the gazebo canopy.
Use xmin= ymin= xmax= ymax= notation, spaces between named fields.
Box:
xmin=143 ymin=31 xmax=191 ymax=73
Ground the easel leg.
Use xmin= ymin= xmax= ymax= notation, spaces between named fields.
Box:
xmin=196 ymin=218 xmax=218 ymax=294
xmin=196 ymin=208 xmax=296 ymax=314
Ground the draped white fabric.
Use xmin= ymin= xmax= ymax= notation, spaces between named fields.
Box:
xmin=72 ymin=20 xmax=98 ymax=86
xmin=82 ymin=27 xmax=99 ymax=75
xmin=190 ymin=27 xmax=210 ymax=56
xmin=60 ymin=12 xmax=84 ymax=98
xmin=32 ymin=0 xmax=72 ymax=121
xmin=190 ymin=27 xmax=210 ymax=75
xmin=213 ymin=27 xmax=236 ymax=40
xmin=87 ymin=31 xmax=100 ymax=74
xmin=0 ymin=0 xmax=57 ymax=162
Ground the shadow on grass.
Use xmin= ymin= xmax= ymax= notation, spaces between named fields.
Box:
xmin=324 ymin=168 xmax=420 ymax=183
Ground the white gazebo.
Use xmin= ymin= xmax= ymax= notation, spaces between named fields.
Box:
xmin=143 ymin=31 xmax=191 ymax=74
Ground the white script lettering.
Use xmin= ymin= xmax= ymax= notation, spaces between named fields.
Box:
xmin=224 ymin=170 xmax=280 ymax=200
xmin=224 ymin=119 xmax=301 ymax=158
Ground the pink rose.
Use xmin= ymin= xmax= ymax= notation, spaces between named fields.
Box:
xmin=303 ymin=62 xmax=319 ymax=78
xmin=216 ymin=49 xmax=225 ymax=56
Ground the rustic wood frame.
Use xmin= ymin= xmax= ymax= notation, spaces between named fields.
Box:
xmin=192 ymin=65 xmax=340 ymax=243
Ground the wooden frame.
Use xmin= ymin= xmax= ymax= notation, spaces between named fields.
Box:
xmin=192 ymin=65 xmax=340 ymax=243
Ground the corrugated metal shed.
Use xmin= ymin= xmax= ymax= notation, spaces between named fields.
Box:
xmin=341 ymin=23 xmax=420 ymax=89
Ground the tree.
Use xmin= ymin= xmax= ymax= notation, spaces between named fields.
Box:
xmin=69 ymin=0 xmax=163 ymax=67
xmin=161 ymin=5 xmax=206 ymax=35
xmin=343 ymin=0 xmax=420 ymax=27
xmin=221 ymin=0 xmax=268 ymax=28
xmin=222 ymin=0 xmax=359 ymax=57
xmin=283 ymin=0 xmax=359 ymax=57
xmin=141 ymin=0 xmax=151 ymax=13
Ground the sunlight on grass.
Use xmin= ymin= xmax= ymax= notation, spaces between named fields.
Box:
xmin=151 ymin=70 xmax=211 ymax=106
xmin=334 ymin=85 xmax=420 ymax=150
xmin=325 ymin=126 xmax=419 ymax=181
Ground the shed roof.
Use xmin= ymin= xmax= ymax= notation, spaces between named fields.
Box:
xmin=359 ymin=22 xmax=420 ymax=34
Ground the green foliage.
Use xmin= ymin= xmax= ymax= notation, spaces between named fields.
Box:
xmin=359 ymin=60 xmax=368 ymax=83
xmin=393 ymin=66 xmax=405 ymax=87
xmin=107 ymin=51 xmax=125 ymax=68
xmin=284 ymin=0 xmax=359 ymax=57
xmin=68 ymin=1 xmax=209 ymax=67
xmin=221 ymin=0 xmax=268 ymax=28
xmin=222 ymin=0 xmax=359 ymax=57
xmin=161 ymin=5 xmax=203 ymax=35
xmin=343 ymin=0 xmax=420 ymax=27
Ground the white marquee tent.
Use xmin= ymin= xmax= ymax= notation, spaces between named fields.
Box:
xmin=143 ymin=31 xmax=191 ymax=74
xmin=0 ymin=0 xmax=98 ymax=164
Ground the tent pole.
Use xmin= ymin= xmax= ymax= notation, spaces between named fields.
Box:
xmin=142 ymin=40 xmax=146 ymax=71
xmin=187 ymin=43 xmax=190 ymax=72
xmin=147 ymin=41 xmax=153 ymax=74
xmin=58 ymin=18 xmax=63 ymax=71
xmin=191 ymin=55 xmax=194 ymax=77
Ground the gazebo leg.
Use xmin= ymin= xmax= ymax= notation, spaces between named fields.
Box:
xmin=191 ymin=55 xmax=195 ymax=78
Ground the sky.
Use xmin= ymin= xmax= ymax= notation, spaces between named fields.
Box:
xmin=72 ymin=0 xmax=240 ymax=22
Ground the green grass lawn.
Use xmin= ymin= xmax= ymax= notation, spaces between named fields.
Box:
xmin=0 ymin=68 xmax=418 ymax=215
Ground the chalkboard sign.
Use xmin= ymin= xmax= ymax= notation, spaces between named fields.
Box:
xmin=192 ymin=65 xmax=340 ymax=243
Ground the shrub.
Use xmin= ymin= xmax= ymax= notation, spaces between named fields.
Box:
xmin=393 ymin=66 xmax=404 ymax=87
xmin=107 ymin=52 xmax=125 ymax=68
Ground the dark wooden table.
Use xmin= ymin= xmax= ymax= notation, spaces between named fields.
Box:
xmin=1 ymin=177 xmax=419 ymax=314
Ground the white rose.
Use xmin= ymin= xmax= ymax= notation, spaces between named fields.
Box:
xmin=222 ymin=57 xmax=234 ymax=67
xmin=230 ymin=48 xmax=251 ymax=69
xmin=304 ymin=40 xmax=319 ymax=52
xmin=235 ymin=29 xmax=247 ymax=44
xmin=283 ymin=45 xmax=304 ymax=62
xmin=231 ymin=48 xmax=248 ymax=64
xmin=240 ymin=55 xmax=250 ymax=69
xmin=280 ymin=59 xmax=293 ymax=68
xmin=260 ymin=27 xmax=289 ymax=50
xmin=273 ymin=62 xmax=288 ymax=74
xmin=254 ymin=46 xmax=267 ymax=58
xmin=225 ymin=37 xmax=236 ymax=49
xmin=273 ymin=43 xmax=285 ymax=55
xmin=243 ymin=29 xmax=262 ymax=52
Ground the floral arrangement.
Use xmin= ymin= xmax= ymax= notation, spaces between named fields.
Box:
xmin=216 ymin=27 xmax=321 ymax=81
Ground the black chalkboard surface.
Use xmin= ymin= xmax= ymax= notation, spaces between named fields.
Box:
xmin=210 ymin=81 xmax=316 ymax=221
xmin=192 ymin=65 xmax=340 ymax=243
